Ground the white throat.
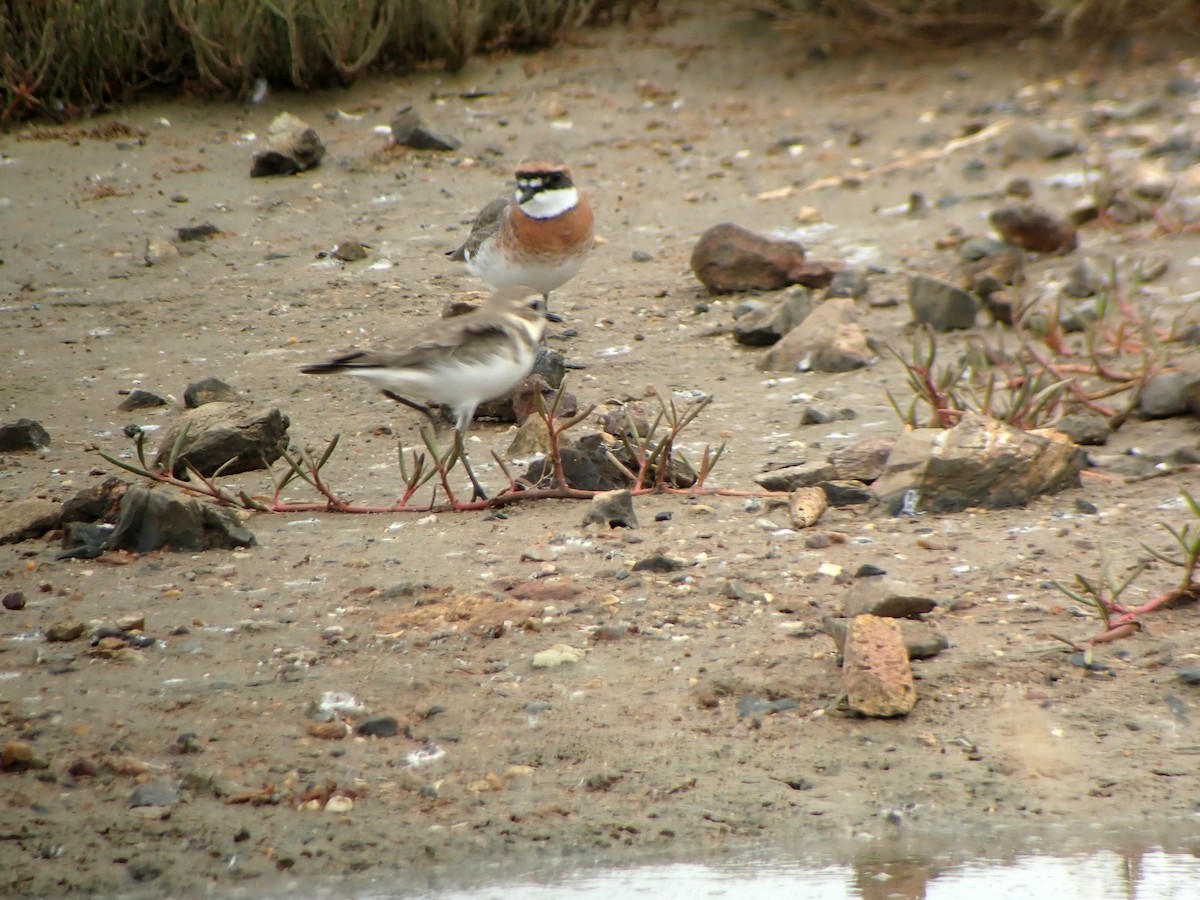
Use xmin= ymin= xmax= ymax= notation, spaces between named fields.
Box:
xmin=518 ymin=186 xmax=579 ymax=220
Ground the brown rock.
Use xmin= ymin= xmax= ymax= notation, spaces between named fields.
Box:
xmin=2 ymin=740 xmax=47 ymax=772
xmin=690 ymin=222 xmax=808 ymax=294
xmin=871 ymin=414 xmax=1086 ymax=514
xmin=990 ymin=202 xmax=1077 ymax=254
xmin=251 ymin=112 xmax=325 ymax=177
xmin=843 ymin=577 xmax=937 ymax=619
xmin=827 ymin=436 xmax=896 ymax=483
xmin=0 ymin=498 xmax=62 ymax=544
xmin=46 ymin=619 xmax=86 ymax=642
xmin=788 ymin=486 xmax=827 ymax=528
xmin=842 ymin=615 xmax=917 ymax=717
xmin=308 ymin=722 xmax=350 ymax=740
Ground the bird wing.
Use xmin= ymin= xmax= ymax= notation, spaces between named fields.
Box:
xmin=446 ymin=195 xmax=510 ymax=261
xmin=301 ymin=315 xmax=518 ymax=376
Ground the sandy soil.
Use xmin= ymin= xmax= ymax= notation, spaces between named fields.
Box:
xmin=3 ymin=8 xmax=1200 ymax=897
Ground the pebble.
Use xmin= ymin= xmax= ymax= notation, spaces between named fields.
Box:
xmin=325 ymin=795 xmax=354 ymax=814
xmin=531 ymin=644 xmax=588 ymax=669
xmin=2 ymin=740 xmax=47 ymax=772
xmin=129 ymin=782 xmax=180 ymax=808
xmin=357 ymin=716 xmax=400 ymax=738
xmin=2 ymin=591 xmax=25 ymax=611
xmin=46 ymin=620 xmax=86 ymax=642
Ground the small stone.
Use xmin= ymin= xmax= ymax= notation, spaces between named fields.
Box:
xmin=308 ymin=721 xmax=350 ymax=740
xmin=183 ymin=377 xmax=239 ymax=408
xmin=632 ymin=553 xmax=685 ymax=573
xmin=531 ymin=644 xmax=589 ymax=669
xmin=908 ymin=274 xmax=978 ymax=331
xmin=175 ymin=222 xmax=220 ymax=242
xmin=691 ymin=222 xmax=834 ymax=294
xmin=144 ymin=237 xmax=180 ymax=266
xmin=1055 ymin=412 xmax=1113 ymax=446
xmin=46 ymin=619 xmax=86 ymax=642
xmin=582 ymin=489 xmax=638 ymax=529
xmin=251 ymin=112 xmax=325 ymax=177
xmin=129 ymin=781 xmax=180 ymax=808
xmin=325 ymin=795 xmax=354 ymax=814
xmin=1000 ymin=121 xmax=1079 ymax=161
xmin=390 ymin=106 xmax=461 ymax=151
xmin=0 ymin=498 xmax=62 ymax=545
xmin=356 ymin=716 xmax=400 ymax=738
xmin=0 ymin=418 xmax=51 ymax=451
xmin=819 ymin=480 xmax=874 ymax=507
xmin=753 ymin=460 xmax=837 ymax=492
xmin=731 ymin=287 xmax=814 ymax=346
xmin=332 ymin=240 xmax=368 ymax=262
xmin=823 ymin=615 xmax=948 ymax=660
xmin=843 ymin=577 xmax=936 ymax=619
xmin=788 ymin=486 xmax=827 ymax=528
xmin=990 ymin=202 xmax=1077 ymax=254
xmin=855 ymin=563 xmax=887 ymax=578
xmin=2 ymin=740 xmax=47 ymax=772
xmin=117 ymin=389 xmax=168 ymax=411
xmin=1178 ymin=666 xmax=1200 ymax=686
xmin=2 ymin=591 xmax=25 ymax=611
xmin=154 ymin=402 xmax=289 ymax=476
xmin=827 ymin=436 xmax=896 ymax=483
xmin=1139 ymin=371 xmax=1195 ymax=419
xmin=759 ymin=297 xmax=871 ymax=373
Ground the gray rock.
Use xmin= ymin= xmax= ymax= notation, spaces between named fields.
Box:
xmin=759 ymin=297 xmax=872 ymax=373
xmin=357 ymin=716 xmax=401 ymax=738
xmin=0 ymin=418 xmax=51 ymax=451
xmin=390 ymin=106 xmax=461 ymax=151
xmin=871 ymin=414 xmax=1087 ymax=513
xmin=1064 ymin=256 xmax=1111 ymax=298
xmin=753 ymin=460 xmax=837 ymax=492
xmin=107 ymin=484 xmax=256 ymax=553
xmin=1055 ymin=412 xmax=1113 ymax=446
xmin=154 ymin=402 xmax=289 ymax=477
xmin=129 ymin=781 xmax=180 ymax=808
xmin=824 ymin=266 xmax=870 ymax=300
xmin=823 ymin=615 xmax=948 ymax=660
xmin=250 ymin=112 xmax=325 ymax=177
xmin=61 ymin=477 xmax=127 ymax=524
xmin=908 ymin=274 xmax=978 ymax=331
xmin=1001 ymin=120 xmax=1080 ymax=161
xmin=1139 ymin=371 xmax=1196 ymax=419
xmin=582 ymin=489 xmax=638 ymax=529
xmin=632 ymin=553 xmax=685 ymax=573
xmin=799 ymin=403 xmax=855 ymax=426
xmin=819 ymin=480 xmax=874 ymax=506
xmin=117 ymin=390 xmax=168 ymax=411
xmin=732 ymin=286 xmax=814 ymax=346
xmin=183 ymin=377 xmax=239 ymax=408
xmin=0 ymin=498 xmax=62 ymax=544
xmin=842 ymin=577 xmax=937 ymax=619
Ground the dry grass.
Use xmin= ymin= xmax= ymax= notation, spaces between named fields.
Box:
xmin=0 ymin=0 xmax=658 ymax=127
xmin=756 ymin=0 xmax=1200 ymax=51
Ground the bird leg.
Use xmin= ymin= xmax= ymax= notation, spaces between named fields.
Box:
xmin=454 ymin=430 xmax=489 ymax=502
xmin=382 ymin=390 xmax=440 ymax=426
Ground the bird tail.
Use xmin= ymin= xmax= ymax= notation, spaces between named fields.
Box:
xmin=300 ymin=350 xmax=368 ymax=375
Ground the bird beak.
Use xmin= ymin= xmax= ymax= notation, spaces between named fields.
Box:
xmin=545 ymin=311 xmax=565 ymax=323
xmin=518 ymin=183 xmax=540 ymax=204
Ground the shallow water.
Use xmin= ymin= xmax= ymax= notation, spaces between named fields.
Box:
xmin=254 ymin=841 xmax=1200 ymax=900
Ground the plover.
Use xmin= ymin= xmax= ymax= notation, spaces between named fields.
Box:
xmin=447 ymin=151 xmax=594 ymax=304
xmin=301 ymin=286 xmax=560 ymax=500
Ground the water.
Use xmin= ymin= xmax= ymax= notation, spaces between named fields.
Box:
xmin=255 ymin=839 xmax=1200 ymax=900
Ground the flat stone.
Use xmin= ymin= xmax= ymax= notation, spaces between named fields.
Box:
xmin=732 ymin=286 xmax=814 ymax=346
xmin=531 ymin=644 xmax=589 ymax=669
xmin=827 ymin=436 xmax=896 ymax=482
xmin=390 ymin=106 xmax=461 ymax=151
xmin=129 ymin=782 xmax=180 ymax=808
xmin=0 ymin=498 xmax=62 ymax=544
xmin=819 ymin=480 xmax=874 ymax=506
xmin=823 ymin=615 xmax=948 ymax=660
xmin=107 ymin=484 xmax=256 ymax=553
xmin=842 ymin=615 xmax=917 ymax=717
xmin=754 ymin=460 xmax=837 ymax=492
xmin=117 ymin=390 xmax=168 ymax=411
xmin=843 ymin=577 xmax=937 ymax=619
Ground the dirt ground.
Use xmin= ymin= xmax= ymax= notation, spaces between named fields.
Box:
xmin=3 ymin=7 xmax=1200 ymax=897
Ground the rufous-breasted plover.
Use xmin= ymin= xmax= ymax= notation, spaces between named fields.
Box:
xmin=447 ymin=151 xmax=594 ymax=305
xmin=301 ymin=286 xmax=561 ymax=499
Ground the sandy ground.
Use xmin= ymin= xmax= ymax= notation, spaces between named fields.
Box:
xmin=3 ymin=7 xmax=1200 ymax=897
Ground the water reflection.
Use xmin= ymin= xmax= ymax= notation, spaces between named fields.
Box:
xmin=258 ymin=836 xmax=1200 ymax=900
